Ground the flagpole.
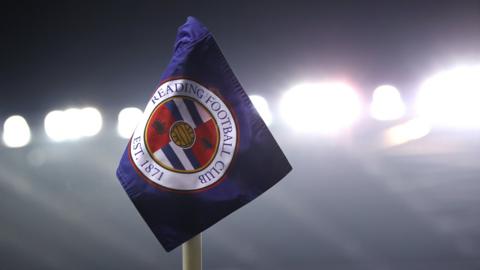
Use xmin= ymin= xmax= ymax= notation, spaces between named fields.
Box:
xmin=182 ymin=233 xmax=202 ymax=270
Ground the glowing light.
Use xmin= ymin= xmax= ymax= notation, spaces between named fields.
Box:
xmin=280 ymin=82 xmax=362 ymax=135
xmin=370 ymin=85 xmax=406 ymax=121
xmin=64 ymin=108 xmax=85 ymax=140
xmin=384 ymin=118 xmax=431 ymax=147
xmin=45 ymin=110 xmax=68 ymax=141
xmin=80 ymin=107 xmax=103 ymax=137
xmin=416 ymin=66 xmax=480 ymax=128
xmin=2 ymin=115 xmax=31 ymax=148
xmin=117 ymin=107 xmax=143 ymax=139
xmin=44 ymin=107 xmax=103 ymax=142
xmin=249 ymin=95 xmax=273 ymax=126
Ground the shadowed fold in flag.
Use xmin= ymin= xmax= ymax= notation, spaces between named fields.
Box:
xmin=116 ymin=16 xmax=292 ymax=251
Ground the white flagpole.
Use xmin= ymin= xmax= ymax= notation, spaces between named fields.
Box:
xmin=182 ymin=233 xmax=202 ymax=270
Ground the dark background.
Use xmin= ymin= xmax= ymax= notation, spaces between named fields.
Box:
xmin=1 ymin=1 xmax=480 ymax=269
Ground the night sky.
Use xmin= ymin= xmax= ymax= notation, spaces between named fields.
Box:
xmin=2 ymin=1 xmax=480 ymax=117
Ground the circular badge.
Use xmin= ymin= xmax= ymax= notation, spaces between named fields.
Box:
xmin=130 ymin=79 xmax=237 ymax=191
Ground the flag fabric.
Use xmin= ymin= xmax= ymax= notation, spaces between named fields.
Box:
xmin=116 ymin=16 xmax=292 ymax=252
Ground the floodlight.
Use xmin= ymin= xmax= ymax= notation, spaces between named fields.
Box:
xmin=370 ymin=85 xmax=406 ymax=121
xmin=79 ymin=107 xmax=103 ymax=137
xmin=280 ymin=82 xmax=362 ymax=135
xmin=63 ymin=108 xmax=84 ymax=140
xmin=44 ymin=110 xmax=68 ymax=141
xmin=416 ymin=66 xmax=480 ymax=128
xmin=117 ymin=107 xmax=143 ymax=139
xmin=2 ymin=115 xmax=31 ymax=148
xmin=44 ymin=107 xmax=103 ymax=141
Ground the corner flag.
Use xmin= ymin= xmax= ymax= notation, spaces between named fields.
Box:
xmin=116 ymin=16 xmax=292 ymax=251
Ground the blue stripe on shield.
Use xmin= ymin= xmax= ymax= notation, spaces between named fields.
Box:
xmin=161 ymin=143 xmax=185 ymax=170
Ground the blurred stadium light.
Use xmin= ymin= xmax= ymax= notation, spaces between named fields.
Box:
xmin=280 ymin=82 xmax=362 ymax=135
xmin=117 ymin=107 xmax=143 ymax=139
xmin=370 ymin=85 xmax=406 ymax=121
xmin=249 ymin=95 xmax=273 ymax=126
xmin=44 ymin=107 xmax=103 ymax=142
xmin=13 ymin=66 xmax=480 ymax=145
xmin=44 ymin=110 xmax=67 ymax=141
xmin=80 ymin=107 xmax=103 ymax=137
xmin=2 ymin=115 xmax=31 ymax=148
xmin=383 ymin=118 xmax=431 ymax=147
xmin=416 ymin=65 xmax=480 ymax=128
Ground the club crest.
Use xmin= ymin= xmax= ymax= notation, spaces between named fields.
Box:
xmin=130 ymin=79 xmax=238 ymax=191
